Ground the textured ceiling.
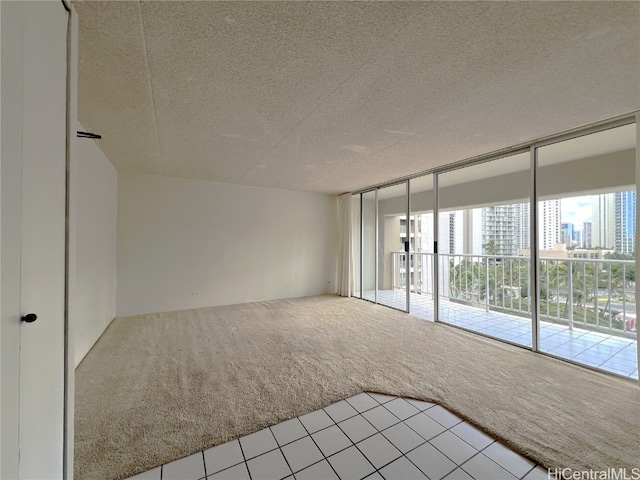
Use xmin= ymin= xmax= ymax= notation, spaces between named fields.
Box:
xmin=75 ymin=1 xmax=640 ymax=195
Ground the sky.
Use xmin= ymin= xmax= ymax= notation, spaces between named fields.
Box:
xmin=560 ymin=196 xmax=592 ymax=230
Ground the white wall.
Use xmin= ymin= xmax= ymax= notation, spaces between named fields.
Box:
xmin=70 ymin=128 xmax=117 ymax=367
xmin=116 ymin=173 xmax=337 ymax=317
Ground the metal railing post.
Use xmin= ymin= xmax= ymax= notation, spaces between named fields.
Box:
xmin=582 ymin=262 xmax=587 ymax=326
xmin=555 ymin=260 xmax=560 ymax=322
xmin=568 ymin=260 xmax=573 ymax=331
xmin=607 ymin=268 xmax=612 ymax=332
xmin=485 ymin=256 xmax=490 ymax=312
xmin=622 ymin=263 xmax=627 ymax=331
xmin=594 ymin=266 xmax=599 ymax=328
xmin=392 ymin=253 xmax=397 ymax=290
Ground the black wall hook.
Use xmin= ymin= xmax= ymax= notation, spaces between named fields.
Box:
xmin=77 ymin=131 xmax=102 ymax=139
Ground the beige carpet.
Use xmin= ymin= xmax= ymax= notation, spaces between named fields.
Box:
xmin=74 ymin=295 xmax=640 ymax=480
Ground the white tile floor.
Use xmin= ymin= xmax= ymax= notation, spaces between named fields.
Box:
xmin=365 ymin=290 xmax=638 ymax=380
xmin=127 ymin=392 xmax=547 ymax=480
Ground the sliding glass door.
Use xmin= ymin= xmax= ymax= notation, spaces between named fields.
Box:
xmin=407 ymin=175 xmax=436 ymax=320
xmin=436 ymin=153 xmax=533 ymax=347
xmin=362 ymin=190 xmax=376 ymax=302
xmin=350 ymin=116 xmax=637 ymax=381
xmin=376 ymin=182 xmax=409 ymax=311
xmin=536 ymin=122 xmax=637 ymax=378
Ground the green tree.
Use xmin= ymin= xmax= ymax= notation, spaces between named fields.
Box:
xmin=483 ymin=241 xmax=498 ymax=255
xmin=604 ymin=251 xmax=635 ymax=285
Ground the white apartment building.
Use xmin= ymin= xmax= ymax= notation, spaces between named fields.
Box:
xmin=592 ymin=193 xmax=616 ymax=249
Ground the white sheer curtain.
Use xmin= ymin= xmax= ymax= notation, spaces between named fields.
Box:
xmin=337 ymin=193 xmax=352 ymax=297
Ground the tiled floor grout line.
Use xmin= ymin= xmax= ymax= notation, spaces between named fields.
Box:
xmin=401 ymin=409 xmax=483 ymax=478
xmin=520 ymin=464 xmax=538 ymax=480
xmin=398 ymin=401 xmax=536 ymax=480
xmin=240 ymin=395 xmax=399 ymax=479
xmin=330 ymin=405 xmax=383 ymax=479
xmin=272 ymin=431 xmax=295 ymax=479
xmin=463 ymin=435 xmax=514 ymax=479
xmin=335 ymin=393 xmax=414 ymax=479
xmin=289 ymin=393 xmax=404 ymax=479
xmin=278 ymin=422 xmax=329 ymax=480
xmin=200 ymin=451 xmax=206 ymax=479
xmin=246 ymin=427 xmax=297 ymax=480
xmin=372 ymin=395 xmax=466 ymax=480
xmin=294 ymin=415 xmax=342 ymax=480
xmin=358 ymin=393 xmax=431 ymax=480
xmin=237 ymin=435 xmax=253 ymax=480
xmin=403 ymin=405 xmax=524 ymax=478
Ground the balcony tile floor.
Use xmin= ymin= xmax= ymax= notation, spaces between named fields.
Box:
xmin=127 ymin=392 xmax=546 ymax=480
xmin=367 ymin=290 xmax=638 ymax=380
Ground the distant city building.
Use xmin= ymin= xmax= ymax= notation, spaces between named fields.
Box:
xmin=570 ymin=249 xmax=604 ymax=260
xmin=539 ymin=199 xmax=562 ymax=250
xmin=572 ymin=228 xmax=581 ymax=247
xmin=518 ymin=244 xmax=604 ymax=260
xmin=464 ymin=200 xmax=561 ymax=256
xmin=582 ymin=222 xmax=592 ymax=248
xmin=448 ymin=212 xmax=457 ymax=254
xmin=516 ymin=203 xmax=530 ymax=251
xmin=592 ymin=193 xmax=615 ymax=249
xmin=480 ymin=205 xmax=518 ymax=256
xmin=561 ymin=222 xmax=575 ymax=247
xmin=615 ymin=190 xmax=636 ymax=254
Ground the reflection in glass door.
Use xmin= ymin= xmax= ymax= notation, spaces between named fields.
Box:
xmin=376 ymin=182 xmax=409 ymax=311
xmin=362 ymin=190 xmax=376 ymax=303
xmin=351 ymin=194 xmax=361 ymax=297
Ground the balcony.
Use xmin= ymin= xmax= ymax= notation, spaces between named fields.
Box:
xmin=378 ymin=252 xmax=638 ymax=379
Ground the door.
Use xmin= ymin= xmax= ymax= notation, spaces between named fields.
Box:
xmin=1 ymin=1 xmax=69 ymax=478
xmin=436 ymin=152 xmax=532 ymax=347
xmin=376 ymin=182 xmax=409 ymax=312
xmin=20 ymin=2 xmax=68 ymax=477
xmin=361 ymin=190 xmax=376 ymax=302
xmin=407 ymin=175 xmax=436 ymax=320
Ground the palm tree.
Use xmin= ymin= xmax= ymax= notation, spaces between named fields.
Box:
xmin=560 ymin=260 xmax=596 ymax=321
xmin=483 ymin=241 xmax=498 ymax=256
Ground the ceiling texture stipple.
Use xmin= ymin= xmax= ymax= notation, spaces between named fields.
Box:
xmin=74 ymin=1 xmax=640 ymax=195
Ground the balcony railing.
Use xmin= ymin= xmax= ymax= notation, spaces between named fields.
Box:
xmin=391 ymin=252 xmax=636 ymax=339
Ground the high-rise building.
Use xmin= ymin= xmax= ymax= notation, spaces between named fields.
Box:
xmin=538 ymin=199 xmax=562 ymax=249
xmin=480 ymin=205 xmax=518 ymax=255
xmin=561 ymin=222 xmax=575 ymax=247
xmin=615 ymin=190 xmax=636 ymax=254
xmin=572 ymin=228 xmax=582 ymax=247
xmin=516 ymin=203 xmax=530 ymax=251
xmin=466 ymin=200 xmax=560 ymax=256
xmin=592 ymin=193 xmax=615 ymax=249
xmin=582 ymin=222 xmax=592 ymax=248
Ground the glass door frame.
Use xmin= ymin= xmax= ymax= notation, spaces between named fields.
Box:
xmin=357 ymin=189 xmax=377 ymax=304
xmin=376 ymin=180 xmax=410 ymax=313
xmin=355 ymin=181 xmax=410 ymax=313
xmin=432 ymin=150 xmax=532 ymax=348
